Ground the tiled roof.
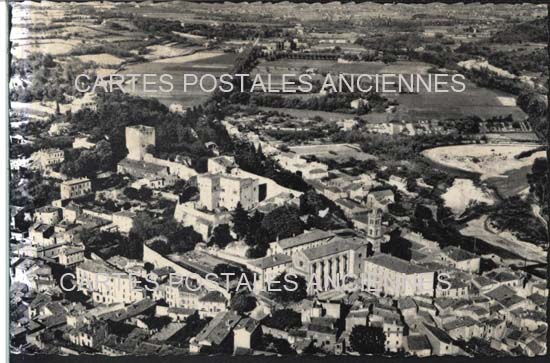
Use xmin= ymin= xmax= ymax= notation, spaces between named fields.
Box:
xmin=301 ymin=238 xmax=363 ymax=261
xmin=235 ymin=317 xmax=260 ymax=333
xmin=249 ymin=254 xmax=292 ymax=269
xmin=442 ymin=246 xmax=478 ymax=262
xmin=199 ymin=291 xmax=226 ymax=303
xmin=407 ymin=335 xmax=431 ymax=351
xmin=366 ymin=254 xmax=432 ymax=274
xmin=194 ymin=311 xmax=241 ymax=345
xmin=277 ymin=229 xmax=334 ymax=249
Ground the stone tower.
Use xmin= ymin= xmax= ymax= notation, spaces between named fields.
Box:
xmin=366 ymin=208 xmax=383 ymax=253
xmin=125 ymin=125 xmax=155 ymax=161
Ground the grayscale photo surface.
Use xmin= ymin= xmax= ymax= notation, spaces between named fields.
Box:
xmin=8 ymin=0 xmax=549 ymax=358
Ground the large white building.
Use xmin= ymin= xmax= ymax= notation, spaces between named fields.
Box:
xmin=30 ymin=148 xmax=64 ymax=170
xmin=363 ymin=254 xmax=435 ymax=298
xmin=60 ymin=178 xmax=92 ymax=200
xmin=270 ymin=229 xmax=336 ymax=256
xmin=76 ymin=259 xmax=146 ymax=305
xmin=197 ymin=173 xmax=259 ymax=211
xmin=292 ymin=238 xmax=367 ymax=295
xmin=274 ymin=152 xmax=329 ymax=180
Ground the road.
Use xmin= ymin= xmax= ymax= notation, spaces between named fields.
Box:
xmin=460 ymin=215 xmax=546 ymax=264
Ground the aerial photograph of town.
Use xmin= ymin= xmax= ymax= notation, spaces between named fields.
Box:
xmin=7 ymin=0 xmax=549 ymax=359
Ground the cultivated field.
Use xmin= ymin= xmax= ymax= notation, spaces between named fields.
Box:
xmin=424 ymin=144 xmax=546 ymax=198
xmin=422 ymin=144 xmax=545 ymax=180
xmin=254 ymin=59 xmax=527 ymax=121
xmin=120 ymin=51 xmax=237 ymax=109
xmin=289 ymin=143 xmax=376 ymax=162
xmin=75 ymin=53 xmax=126 ymax=67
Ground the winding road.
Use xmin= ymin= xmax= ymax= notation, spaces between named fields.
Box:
xmin=460 ymin=215 xmax=547 ymax=264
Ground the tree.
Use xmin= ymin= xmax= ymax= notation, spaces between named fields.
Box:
xmin=230 ymin=293 xmax=257 ymax=314
xmin=231 ymin=202 xmax=250 ymax=239
xmin=269 ymin=273 xmax=307 ymax=303
xmin=213 ymin=263 xmax=242 ymax=276
xmin=262 ymin=309 xmax=302 ymax=332
xmin=121 ymin=232 xmax=143 ymax=259
xmin=261 ymin=206 xmax=304 ymax=241
xmin=95 ymin=140 xmax=114 ymax=169
xmin=349 ymin=326 xmax=386 ymax=355
xmin=246 ymin=242 xmax=269 ymax=258
xmin=381 ymin=229 xmax=412 ymax=261
xmin=208 ymin=224 xmax=233 ymax=249
xmin=130 ymin=212 xmax=156 ymax=241
xmin=259 ymin=334 xmax=295 ymax=355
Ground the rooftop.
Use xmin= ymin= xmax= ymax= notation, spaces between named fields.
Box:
xmin=249 ymin=254 xmax=292 ymax=270
xmin=127 ymin=125 xmax=155 ymax=132
xmin=277 ymin=229 xmax=334 ymax=250
xmin=235 ymin=317 xmax=260 ymax=333
xmin=301 ymin=238 xmax=363 ymax=261
xmin=407 ymin=335 xmax=432 ymax=351
xmin=61 ymin=177 xmax=91 ymax=186
xmin=335 ymin=198 xmax=364 ymax=209
xmin=118 ymin=158 xmax=167 ymax=174
xmin=423 ymin=323 xmax=454 ymax=344
xmin=77 ymin=259 xmax=116 ymax=274
xmin=442 ymin=246 xmax=478 ymax=262
xmin=369 ymin=189 xmax=394 ymax=198
xmin=194 ymin=310 xmax=241 ymax=345
xmin=199 ymin=291 xmax=226 ymax=303
xmin=484 ymin=285 xmax=517 ymax=302
xmin=366 ymin=254 xmax=432 ymax=275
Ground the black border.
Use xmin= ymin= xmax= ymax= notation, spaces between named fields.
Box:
xmin=6 ymin=1 xmax=549 ymax=363
xmin=8 ymin=354 xmax=550 ymax=362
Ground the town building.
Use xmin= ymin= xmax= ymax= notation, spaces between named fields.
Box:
xmin=291 ymin=238 xmax=367 ymax=295
xmin=365 ymin=208 xmax=384 ymax=253
xmin=60 ymin=178 xmax=92 ymax=200
xmin=189 ymin=310 xmax=241 ymax=353
xmin=440 ymin=246 xmax=480 ymax=273
xmin=34 ymin=206 xmax=62 ymax=225
xmin=270 ymin=229 xmax=335 ymax=256
xmin=233 ymin=317 xmax=261 ymax=351
xmin=30 ymin=148 xmax=64 ymax=170
xmin=273 ymin=152 xmax=329 ymax=180
xmin=58 ymin=245 xmax=85 ymax=266
xmin=363 ymin=254 xmax=435 ymax=298
xmin=76 ymin=259 xmax=146 ymax=305
xmin=197 ymin=173 xmax=259 ymax=211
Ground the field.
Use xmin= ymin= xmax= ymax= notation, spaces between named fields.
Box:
xmin=9 ymin=4 xmax=145 ymax=60
xmin=75 ymin=53 xmax=126 ymax=67
xmin=289 ymin=143 xmax=376 ymax=162
xmin=120 ymin=51 xmax=237 ymax=109
xmin=11 ymin=39 xmax=83 ymax=58
xmin=254 ymin=59 xmax=527 ymax=121
xmin=144 ymin=44 xmax=201 ymax=61
xmin=423 ymin=144 xmax=545 ymax=198
xmin=422 ymin=144 xmax=544 ymax=179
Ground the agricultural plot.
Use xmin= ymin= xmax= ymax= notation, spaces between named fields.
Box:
xmin=255 ymin=59 xmax=527 ymax=121
xmin=423 ymin=144 xmax=545 ymax=197
xmin=75 ymin=53 xmax=126 ymax=67
xmin=11 ymin=39 xmax=83 ymax=58
xmin=289 ymin=143 xmax=376 ymax=162
xmin=120 ymin=51 xmax=237 ymax=109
